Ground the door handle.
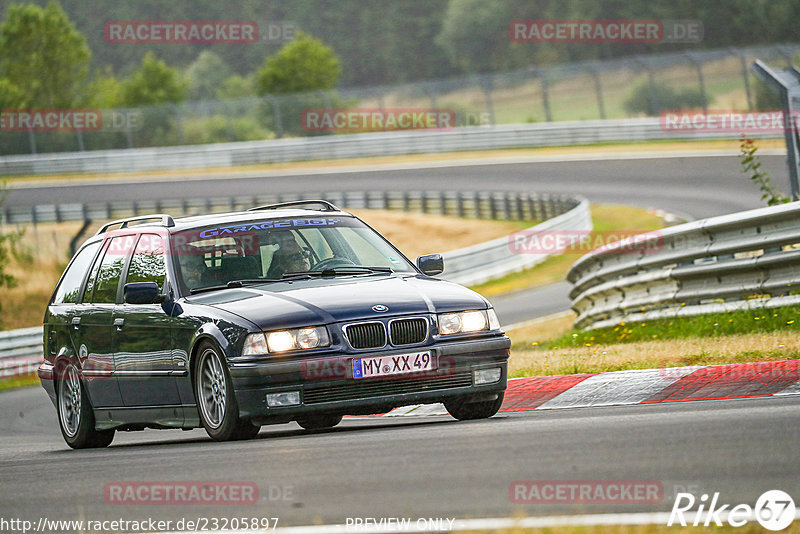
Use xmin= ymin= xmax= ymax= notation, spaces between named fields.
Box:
xmin=114 ymin=318 xmax=125 ymax=329
xmin=71 ymin=317 xmax=81 ymax=329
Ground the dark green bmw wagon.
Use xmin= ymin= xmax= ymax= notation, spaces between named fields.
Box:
xmin=39 ymin=201 xmax=510 ymax=448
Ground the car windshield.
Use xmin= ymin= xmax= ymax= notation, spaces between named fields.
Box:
xmin=171 ymin=215 xmax=416 ymax=292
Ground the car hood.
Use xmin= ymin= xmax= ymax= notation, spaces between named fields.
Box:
xmin=185 ymin=274 xmax=489 ymax=330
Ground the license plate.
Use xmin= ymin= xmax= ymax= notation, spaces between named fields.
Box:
xmin=352 ymin=351 xmax=434 ymax=379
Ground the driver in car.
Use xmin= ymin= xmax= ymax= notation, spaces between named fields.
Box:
xmin=179 ymin=249 xmax=210 ymax=289
xmin=267 ymin=231 xmax=311 ymax=278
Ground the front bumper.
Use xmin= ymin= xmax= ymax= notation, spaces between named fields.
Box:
xmin=229 ymin=335 xmax=510 ymax=421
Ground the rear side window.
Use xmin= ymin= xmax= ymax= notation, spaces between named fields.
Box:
xmin=92 ymin=235 xmax=136 ymax=304
xmin=125 ymin=234 xmax=167 ymax=291
xmin=51 ymin=241 xmax=101 ymax=304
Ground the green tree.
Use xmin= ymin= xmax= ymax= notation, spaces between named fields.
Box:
xmin=257 ymin=31 xmax=340 ymax=95
xmin=0 ymin=2 xmax=90 ymax=108
xmin=119 ymin=52 xmax=188 ymax=107
xmin=0 ymin=186 xmax=18 ymax=326
xmin=0 ymin=78 xmax=24 ymax=108
xmin=216 ymin=74 xmax=256 ymax=100
xmin=435 ymin=0 xmax=513 ymax=73
xmin=186 ymin=50 xmax=232 ymax=101
xmin=624 ymin=81 xmax=705 ymax=115
xmin=83 ymin=66 xmax=122 ymax=108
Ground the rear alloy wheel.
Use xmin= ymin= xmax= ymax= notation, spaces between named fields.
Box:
xmin=296 ymin=414 xmax=343 ymax=430
xmin=195 ymin=342 xmax=260 ymax=441
xmin=445 ymin=392 xmax=504 ymax=421
xmin=56 ymin=360 xmax=115 ymax=449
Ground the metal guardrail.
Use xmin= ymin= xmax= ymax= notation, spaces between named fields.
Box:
xmin=0 ymin=327 xmax=43 ymax=378
xmin=443 ymin=198 xmax=590 ymax=286
xmin=2 ymin=189 xmax=580 ymax=226
xmin=567 ymin=201 xmax=800 ymax=330
xmin=0 ymin=118 xmax=783 ymax=177
xmin=0 ymin=190 xmax=589 ymax=368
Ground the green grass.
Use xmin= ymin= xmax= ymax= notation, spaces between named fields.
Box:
xmin=0 ymin=373 xmax=40 ymax=391
xmin=471 ymin=204 xmax=667 ymax=297
xmin=539 ymin=306 xmax=800 ymax=351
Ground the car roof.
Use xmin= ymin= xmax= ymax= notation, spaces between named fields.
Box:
xmin=91 ymin=207 xmax=357 ymax=238
xmin=171 ymin=208 xmax=355 ymax=232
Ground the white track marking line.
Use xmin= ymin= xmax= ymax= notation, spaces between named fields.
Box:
xmin=775 ymin=379 xmax=800 ymax=396
xmin=165 ymin=509 xmax=800 ymax=533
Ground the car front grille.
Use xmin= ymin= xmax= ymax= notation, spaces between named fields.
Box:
xmin=302 ymin=371 xmax=473 ymax=404
xmin=344 ymin=322 xmax=386 ymax=349
xmin=389 ymin=318 xmax=428 ymax=345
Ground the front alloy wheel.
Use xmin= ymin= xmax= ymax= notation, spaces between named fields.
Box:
xmin=195 ymin=342 xmax=260 ymax=441
xmin=56 ymin=360 xmax=114 ymax=449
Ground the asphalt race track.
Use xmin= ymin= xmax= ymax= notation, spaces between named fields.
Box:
xmin=5 ymin=154 xmax=787 ymax=325
xmin=7 ymin=155 xmax=785 ymax=220
xmin=2 ymin=154 xmax=798 ymax=530
xmin=2 ymin=386 xmax=800 ymax=527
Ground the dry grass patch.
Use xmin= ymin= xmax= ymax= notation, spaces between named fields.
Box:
xmin=508 ymin=327 xmax=800 ymax=378
xmin=0 ymin=222 xmax=79 ymax=330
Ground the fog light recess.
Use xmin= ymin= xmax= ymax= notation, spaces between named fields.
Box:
xmin=267 ymin=391 xmax=301 ymax=407
xmin=474 ymin=367 xmax=502 ymax=385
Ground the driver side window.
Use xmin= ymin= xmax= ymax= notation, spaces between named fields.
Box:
xmin=125 ymin=234 xmax=167 ymax=291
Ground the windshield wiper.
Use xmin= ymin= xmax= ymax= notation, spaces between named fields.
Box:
xmin=189 ymin=276 xmax=311 ymax=295
xmin=285 ymin=266 xmax=393 ymax=277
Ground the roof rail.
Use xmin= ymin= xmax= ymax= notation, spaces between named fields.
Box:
xmin=96 ymin=214 xmax=176 ymax=235
xmin=248 ymin=200 xmax=340 ymax=212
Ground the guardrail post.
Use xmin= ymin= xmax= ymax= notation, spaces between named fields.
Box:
xmin=539 ymin=72 xmax=553 ymax=122
xmin=27 ymin=129 xmax=37 ymax=155
xmin=685 ymin=52 xmax=709 ymax=113
xmin=730 ymin=48 xmax=753 ymax=110
xmin=269 ymin=96 xmax=283 ymax=139
xmin=480 ymin=75 xmax=497 ymax=127
xmin=634 ymin=56 xmax=659 ymax=116
xmin=587 ymin=64 xmax=606 ymax=119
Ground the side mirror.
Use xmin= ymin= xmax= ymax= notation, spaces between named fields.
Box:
xmin=416 ymin=254 xmax=444 ymax=276
xmin=124 ymin=282 xmax=161 ymax=304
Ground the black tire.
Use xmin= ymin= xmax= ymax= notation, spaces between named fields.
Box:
xmin=445 ymin=392 xmax=505 ymax=421
xmin=296 ymin=414 xmax=343 ymax=430
xmin=56 ymin=360 xmax=115 ymax=449
xmin=232 ymin=421 xmax=262 ymax=440
xmin=194 ymin=341 xmax=257 ymax=441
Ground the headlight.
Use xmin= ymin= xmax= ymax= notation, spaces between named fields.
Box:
xmin=266 ymin=326 xmax=330 ymax=353
xmin=438 ymin=309 xmax=498 ymax=335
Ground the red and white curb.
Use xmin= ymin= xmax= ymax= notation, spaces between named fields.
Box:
xmin=362 ymin=359 xmax=800 ymax=417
